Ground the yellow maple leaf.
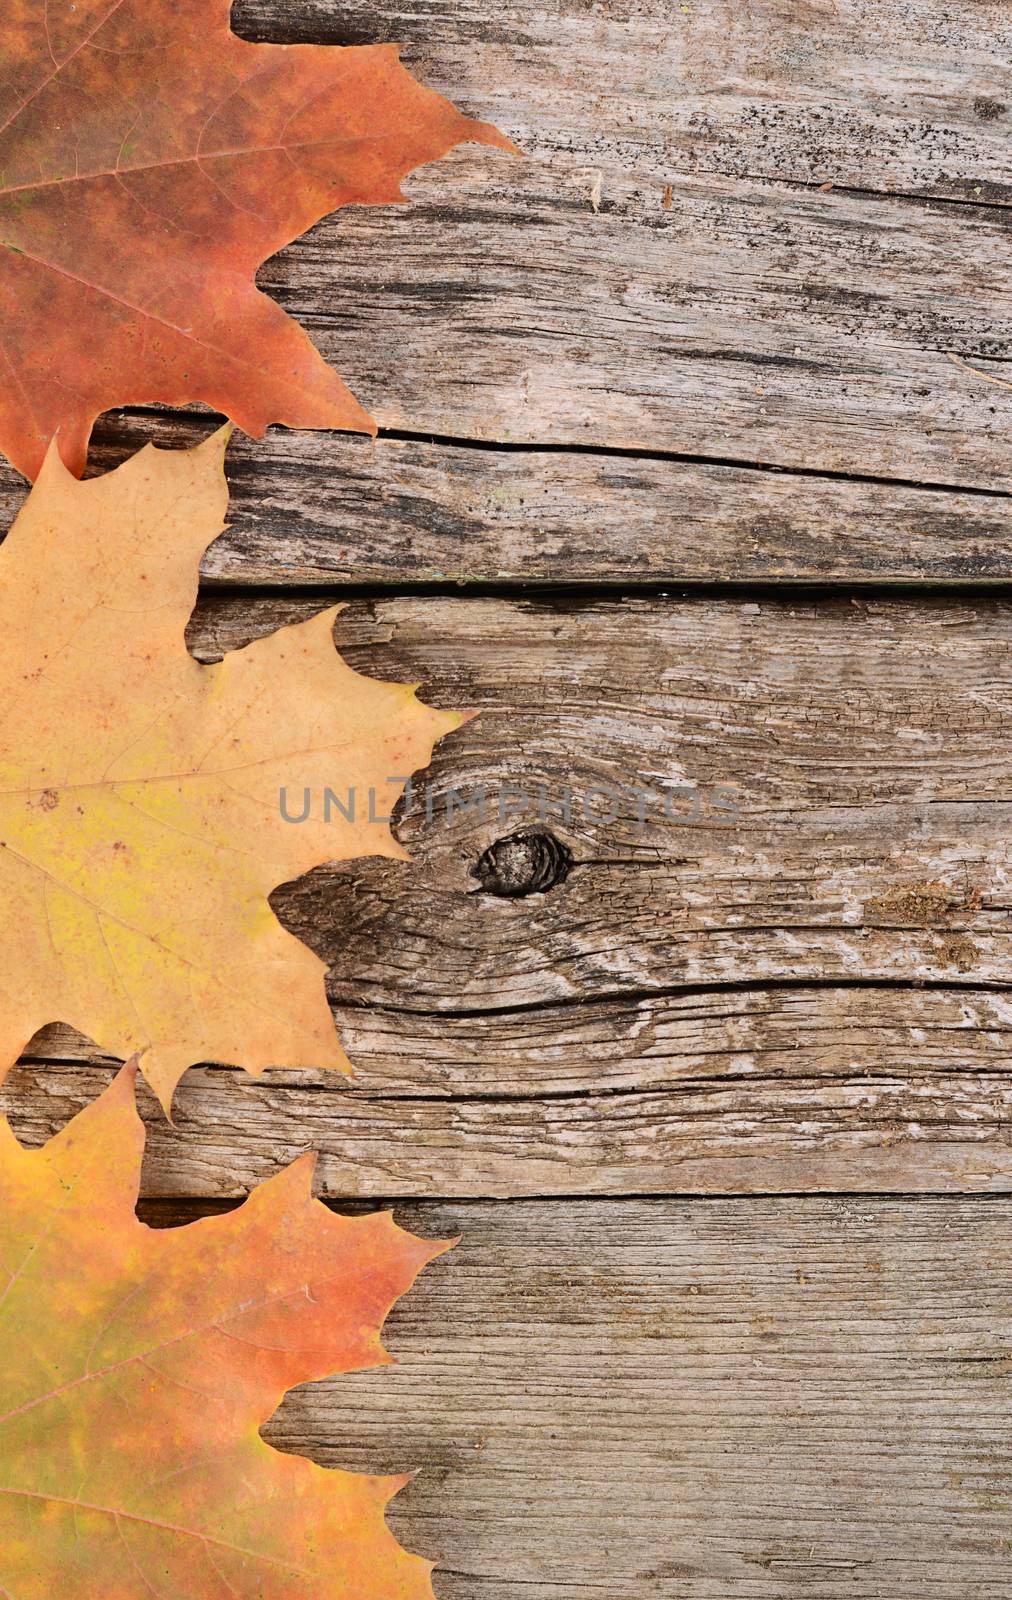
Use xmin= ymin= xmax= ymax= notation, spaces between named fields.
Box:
xmin=0 ymin=429 xmax=462 ymax=1109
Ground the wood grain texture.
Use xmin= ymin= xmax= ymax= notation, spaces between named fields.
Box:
xmin=183 ymin=590 xmax=1012 ymax=997
xmin=0 ymin=7 xmax=1004 ymax=1596
xmin=16 ymin=412 xmax=996 ymax=589
xmin=257 ymin=161 xmax=1012 ymax=488
xmin=235 ymin=0 xmax=1012 ymax=204
xmin=6 ymin=594 xmax=1012 ymax=1196
xmin=8 ymin=981 xmax=1012 ymax=1196
xmin=52 ymin=0 xmax=1004 ymax=493
xmin=143 ymin=1195 xmax=1012 ymax=1600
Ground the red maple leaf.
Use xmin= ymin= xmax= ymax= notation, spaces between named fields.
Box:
xmin=0 ymin=1064 xmax=454 ymax=1597
xmin=0 ymin=0 xmax=512 ymax=479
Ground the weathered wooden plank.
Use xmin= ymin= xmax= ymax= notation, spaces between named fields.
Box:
xmin=258 ymin=162 xmax=1012 ymax=488
xmin=141 ymin=1195 xmax=1012 ymax=1600
xmin=20 ymin=412 xmax=998 ymax=590
xmin=5 ymin=3 xmax=1001 ymax=495
xmin=43 ymin=4 xmax=1004 ymax=491
xmin=223 ymin=1 xmax=1012 ymax=489
xmin=236 ymin=0 xmax=1012 ymax=205
xmin=184 ymin=592 xmax=1012 ymax=1005
xmin=8 ymin=982 xmax=1012 ymax=1196
xmin=178 ymin=590 xmax=1012 ymax=994
xmin=6 ymin=594 xmax=1012 ymax=1196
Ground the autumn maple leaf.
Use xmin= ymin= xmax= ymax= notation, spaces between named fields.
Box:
xmin=0 ymin=1063 xmax=451 ymax=1598
xmin=0 ymin=428 xmax=464 ymax=1109
xmin=0 ymin=0 xmax=513 ymax=481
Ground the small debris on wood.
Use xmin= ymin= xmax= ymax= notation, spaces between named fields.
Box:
xmin=947 ymin=351 xmax=1012 ymax=393
xmin=864 ymin=879 xmax=982 ymax=927
xmin=937 ymin=931 xmax=979 ymax=974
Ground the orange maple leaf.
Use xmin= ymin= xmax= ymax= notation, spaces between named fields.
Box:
xmin=0 ymin=1063 xmax=452 ymax=1597
xmin=0 ymin=0 xmax=513 ymax=480
xmin=0 ymin=427 xmax=464 ymax=1110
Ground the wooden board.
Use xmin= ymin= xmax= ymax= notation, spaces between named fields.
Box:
xmin=191 ymin=592 xmax=1012 ymax=1005
xmin=236 ymin=0 xmax=1012 ymax=204
xmin=7 ymin=593 xmax=1012 ymax=1197
xmin=48 ymin=0 xmax=1008 ymax=496
xmin=254 ymin=162 xmax=1012 ymax=487
xmin=8 ymin=990 xmax=1012 ymax=1197
xmin=4 ymin=412 xmax=1000 ymax=590
xmin=139 ymin=1195 xmax=1012 ymax=1600
xmin=227 ymin=0 xmax=1012 ymax=491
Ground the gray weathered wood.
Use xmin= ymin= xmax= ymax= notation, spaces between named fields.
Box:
xmin=16 ymin=413 xmax=994 ymax=589
xmin=59 ymin=0 xmax=1009 ymax=492
xmin=8 ymin=980 xmax=1012 ymax=1196
xmin=176 ymin=589 xmax=1012 ymax=993
xmin=260 ymin=162 xmax=1012 ymax=488
xmin=7 ymin=595 xmax=1012 ymax=1196
xmin=4 ymin=1 xmax=1003 ymax=546
xmin=236 ymin=0 xmax=1012 ymax=204
xmin=141 ymin=1195 xmax=1012 ymax=1600
xmin=2 ymin=8 xmax=1008 ymax=1597
xmin=233 ymin=0 xmax=1012 ymax=489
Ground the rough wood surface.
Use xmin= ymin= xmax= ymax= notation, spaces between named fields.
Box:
xmin=141 ymin=1195 xmax=1012 ymax=1600
xmin=0 ymin=11 xmax=1001 ymax=1600
xmin=7 ymin=594 xmax=1012 ymax=1196
xmin=56 ymin=0 xmax=1007 ymax=494
xmin=254 ymin=161 xmax=1012 ymax=488
xmin=8 ymin=982 xmax=1012 ymax=1197
xmin=11 ymin=412 xmax=995 ymax=589
xmin=190 ymin=584 xmax=1012 ymax=1198
xmin=236 ymin=0 xmax=1012 ymax=204
xmin=1 ymin=6 xmax=1008 ymax=1595
xmin=191 ymin=591 xmax=1012 ymax=1000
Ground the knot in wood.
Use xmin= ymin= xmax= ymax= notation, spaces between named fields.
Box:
xmin=472 ymin=828 xmax=573 ymax=899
